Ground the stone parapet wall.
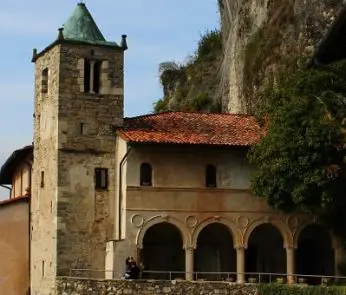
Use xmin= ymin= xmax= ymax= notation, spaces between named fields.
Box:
xmin=56 ymin=277 xmax=258 ymax=295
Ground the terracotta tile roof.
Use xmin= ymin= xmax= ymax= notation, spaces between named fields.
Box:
xmin=117 ymin=112 xmax=264 ymax=146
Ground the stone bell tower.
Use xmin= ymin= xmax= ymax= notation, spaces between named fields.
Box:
xmin=30 ymin=3 xmax=127 ymax=294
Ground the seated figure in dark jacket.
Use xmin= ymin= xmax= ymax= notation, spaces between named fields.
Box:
xmin=125 ymin=256 xmax=140 ymax=279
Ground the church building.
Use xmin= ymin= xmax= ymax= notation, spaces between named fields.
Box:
xmin=0 ymin=3 xmax=342 ymax=294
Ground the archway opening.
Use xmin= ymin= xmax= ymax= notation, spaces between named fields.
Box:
xmin=141 ymin=222 xmax=184 ymax=279
xmin=195 ymin=223 xmax=236 ymax=281
xmin=246 ymin=223 xmax=286 ymax=283
xmin=296 ymin=224 xmax=334 ymax=285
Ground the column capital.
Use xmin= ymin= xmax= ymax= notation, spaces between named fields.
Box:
xmin=284 ymin=245 xmax=297 ymax=250
xmin=234 ymin=245 xmax=246 ymax=251
xmin=183 ymin=246 xmax=196 ymax=251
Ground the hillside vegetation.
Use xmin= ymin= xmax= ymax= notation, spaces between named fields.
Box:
xmin=153 ymin=30 xmax=223 ymax=113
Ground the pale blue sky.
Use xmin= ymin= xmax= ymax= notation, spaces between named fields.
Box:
xmin=0 ymin=0 xmax=219 ymax=197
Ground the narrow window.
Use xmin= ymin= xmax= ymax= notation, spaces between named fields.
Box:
xmin=84 ymin=59 xmax=91 ymax=93
xmin=205 ymin=165 xmax=217 ymax=188
xmin=40 ymin=171 xmax=45 ymax=188
xmin=93 ymin=61 xmax=101 ymax=93
xmin=42 ymin=68 xmax=48 ymax=94
xmin=140 ymin=163 xmax=152 ymax=186
xmin=95 ymin=168 xmax=108 ymax=189
xmin=42 ymin=260 xmax=45 ymax=277
xmin=80 ymin=123 xmax=84 ymax=135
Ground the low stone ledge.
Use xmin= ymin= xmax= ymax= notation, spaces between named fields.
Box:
xmin=56 ymin=277 xmax=258 ymax=295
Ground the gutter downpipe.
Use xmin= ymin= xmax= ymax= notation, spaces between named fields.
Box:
xmin=24 ymin=160 xmax=32 ymax=294
xmin=118 ymin=145 xmax=132 ymax=241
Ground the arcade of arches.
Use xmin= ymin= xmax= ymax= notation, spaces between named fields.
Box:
xmin=138 ymin=221 xmax=339 ymax=283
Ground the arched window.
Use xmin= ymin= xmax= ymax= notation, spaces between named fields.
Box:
xmin=205 ymin=165 xmax=217 ymax=188
xmin=140 ymin=163 xmax=152 ymax=186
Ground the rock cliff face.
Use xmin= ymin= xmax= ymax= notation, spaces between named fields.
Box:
xmin=220 ymin=0 xmax=344 ymax=114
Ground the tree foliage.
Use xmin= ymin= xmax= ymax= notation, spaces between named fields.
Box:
xmin=249 ymin=60 xmax=346 ymax=237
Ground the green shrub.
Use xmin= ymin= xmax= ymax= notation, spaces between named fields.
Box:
xmin=195 ymin=29 xmax=222 ymax=61
xmin=258 ymin=284 xmax=346 ymax=295
xmin=189 ymin=92 xmax=211 ymax=111
xmin=153 ymin=28 xmax=222 ymax=113
xmin=153 ymin=98 xmax=169 ymax=113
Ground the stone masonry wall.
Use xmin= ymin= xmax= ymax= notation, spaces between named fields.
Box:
xmin=31 ymin=44 xmax=61 ymax=295
xmin=56 ymin=278 xmax=258 ymax=295
xmin=56 ymin=43 xmax=124 ymax=276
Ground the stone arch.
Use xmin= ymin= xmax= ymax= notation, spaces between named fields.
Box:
xmin=294 ymin=221 xmax=335 ymax=282
xmin=245 ymin=219 xmax=288 ymax=280
xmin=293 ymin=220 xmax=335 ymax=249
xmin=136 ymin=215 xmax=189 ymax=249
xmin=243 ymin=218 xmax=292 ymax=248
xmin=194 ymin=221 xmax=237 ymax=280
xmin=191 ymin=216 xmax=241 ymax=248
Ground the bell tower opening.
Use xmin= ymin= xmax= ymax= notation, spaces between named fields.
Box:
xmin=83 ymin=59 xmax=91 ymax=93
xmin=83 ymin=59 xmax=102 ymax=94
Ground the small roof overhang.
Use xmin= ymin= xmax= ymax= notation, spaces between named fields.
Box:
xmin=0 ymin=145 xmax=33 ymax=185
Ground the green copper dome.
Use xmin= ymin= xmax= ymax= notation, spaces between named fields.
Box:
xmin=62 ymin=3 xmax=120 ymax=47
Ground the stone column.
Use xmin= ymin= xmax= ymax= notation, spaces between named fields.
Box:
xmin=286 ymin=246 xmax=295 ymax=284
xmin=334 ymin=245 xmax=343 ymax=278
xmin=89 ymin=60 xmax=95 ymax=93
xmin=236 ymin=246 xmax=245 ymax=284
xmin=185 ymin=247 xmax=194 ymax=281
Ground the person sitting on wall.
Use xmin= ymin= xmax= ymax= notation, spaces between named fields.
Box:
xmin=125 ymin=257 xmax=140 ymax=279
xmin=125 ymin=257 xmax=132 ymax=279
xmin=129 ymin=257 xmax=140 ymax=279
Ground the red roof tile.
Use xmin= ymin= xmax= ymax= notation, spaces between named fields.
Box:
xmin=117 ymin=112 xmax=264 ymax=146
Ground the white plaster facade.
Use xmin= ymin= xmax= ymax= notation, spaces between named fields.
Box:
xmin=108 ymin=140 xmax=341 ymax=283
